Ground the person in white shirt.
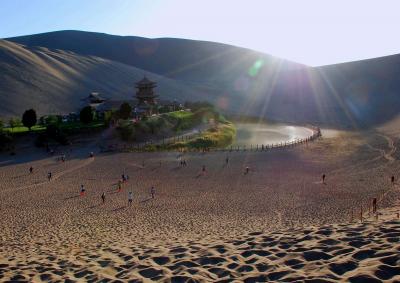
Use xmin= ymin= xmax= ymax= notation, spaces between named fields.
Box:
xmin=128 ymin=191 xmax=133 ymax=206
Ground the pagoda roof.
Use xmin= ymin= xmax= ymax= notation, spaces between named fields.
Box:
xmin=135 ymin=76 xmax=157 ymax=87
xmin=81 ymin=92 xmax=107 ymax=102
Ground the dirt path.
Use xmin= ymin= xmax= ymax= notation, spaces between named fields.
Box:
xmin=379 ymin=134 xmax=396 ymax=162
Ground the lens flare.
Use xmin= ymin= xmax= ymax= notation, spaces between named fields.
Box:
xmin=248 ymin=59 xmax=264 ymax=77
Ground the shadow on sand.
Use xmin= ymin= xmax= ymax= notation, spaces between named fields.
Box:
xmin=140 ymin=197 xmax=153 ymax=203
xmin=112 ymin=206 xmax=126 ymax=212
xmin=88 ymin=204 xmax=102 ymax=209
xmin=64 ymin=195 xmax=80 ymax=200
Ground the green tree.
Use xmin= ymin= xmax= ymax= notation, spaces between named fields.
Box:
xmin=45 ymin=115 xmax=60 ymax=125
xmin=103 ymin=110 xmax=113 ymax=126
xmin=119 ymin=102 xmax=132 ymax=120
xmin=22 ymin=109 xmax=37 ymax=130
xmin=9 ymin=118 xmax=22 ymax=132
xmin=0 ymin=131 xmax=13 ymax=151
xmin=146 ymin=117 xmax=163 ymax=134
xmin=80 ymin=106 xmax=94 ymax=124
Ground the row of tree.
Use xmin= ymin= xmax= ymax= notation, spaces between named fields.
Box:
xmin=0 ymin=109 xmax=37 ymax=132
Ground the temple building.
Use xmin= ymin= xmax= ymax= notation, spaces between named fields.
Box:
xmin=135 ymin=76 xmax=159 ymax=116
xmin=81 ymin=92 xmax=107 ymax=109
xmin=80 ymin=92 xmax=110 ymax=119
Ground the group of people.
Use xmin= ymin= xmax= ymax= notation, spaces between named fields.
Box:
xmin=29 ymin=158 xmax=155 ymax=208
xmin=28 ymin=151 xmax=263 ymax=209
xmin=179 ymin=158 xmax=187 ymax=167
xmin=98 ymin=180 xmax=155 ymax=206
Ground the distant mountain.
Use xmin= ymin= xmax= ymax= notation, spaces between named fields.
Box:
xmin=7 ymin=30 xmax=304 ymax=84
xmin=3 ymin=30 xmax=400 ymax=128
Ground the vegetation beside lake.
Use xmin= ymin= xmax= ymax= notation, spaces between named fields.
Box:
xmin=0 ymin=101 xmax=236 ymax=152
xmin=168 ymin=121 xmax=236 ymax=150
xmin=117 ymin=105 xmax=236 ymax=151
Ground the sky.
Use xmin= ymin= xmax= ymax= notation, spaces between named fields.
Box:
xmin=1 ymin=0 xmax=400 ymax=66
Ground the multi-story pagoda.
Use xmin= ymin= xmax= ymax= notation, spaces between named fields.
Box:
xmin=135 ymin=76 xmax=158 ymax=116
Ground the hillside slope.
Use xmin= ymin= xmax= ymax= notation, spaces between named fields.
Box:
xmin=0 ymin=40 xmax=210 ymax=117
xmin=7 ymin=30 xmax=304 ymax=84
xmin=3 ymin=31 xmax=400 ymax=128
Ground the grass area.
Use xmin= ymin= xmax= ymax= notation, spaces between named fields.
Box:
xmin=163 ymin=110 xmax=197 ymax=132
xmin=165 ymin=110 xmax=194 ymax=120
xmin=59 ymin=121 xmax=105 ymax=130
xmin=3 ymin=125 xmax=46 ymax=133
xmin=199 ymin=122 xmax=236 ymax=148
xmin=2 ymin=121 xmax=104 ymax=134
xmin=166 ymin=121 xmax=236 ymax=150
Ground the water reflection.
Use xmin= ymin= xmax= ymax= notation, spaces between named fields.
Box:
xmin=233 ymin=123 xmax=313 ymax=146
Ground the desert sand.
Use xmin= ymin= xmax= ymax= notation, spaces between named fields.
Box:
xmin=0 ymin=130 xmax=399 ymax=282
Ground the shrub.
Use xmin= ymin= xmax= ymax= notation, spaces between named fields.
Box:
xmin=45 ymin=115 xmax=60 ymax=125
xmin=184 ymin=101 xmax=214 ymax=112
xmin=36 ymin=124 xmax=69 ymax=147
xmin=119 ymin=102 xmax=132 ymax=120
xmin=80 ymin=106 xmax=94 ymax=124
xmin=0 ymin=131 xmax=13 ymax=151
xmin=103 ymin=110 xmax=114 ymax=126
xmin=187 ymin=137 xmax=214 ymax=149
xmin=117 ymin=122 xmax=136 ymax=141
xmin=9 ymin=117 xmax=22 ymax=131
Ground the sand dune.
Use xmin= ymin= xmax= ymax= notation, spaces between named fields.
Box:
xmin=0 ymin=131 xmax=399 ymax=281
xmin=0 ymin=39 xmax=208 ymax=118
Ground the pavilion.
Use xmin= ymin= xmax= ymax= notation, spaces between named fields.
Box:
xmin=135 ymin=76 xmax=159 ymax=116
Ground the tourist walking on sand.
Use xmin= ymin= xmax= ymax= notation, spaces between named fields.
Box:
xmin=150 ymin=186 xmax=155 ymax=199
xmin=29 ymin=166 xmax=33 ymax=174
xmin=202 ymin=165 xmax=206 ymax=175
xmin=90 ymin=151 xmax=94 ymax=158
xmin=47 ymin=172 xmax=52 ymax=181
xmin=128 ymin=191 xmax=133 ymax=206
xmin=118 ymin=180 xmax=122 ymax=192
xmin=225 ymin=156 xmax=229 ymax=165
xmin=101 ymin=192 xmax=106 ymax=204
xmin=322 ymin=174 xmax=326 ymax=184
xmin=391 ymin=175 xmax=395 ymax=185
xmin=80 ymin=185 xmax=86 ymax=196
xmin=245 ymin=166 xmax=250 ymax=175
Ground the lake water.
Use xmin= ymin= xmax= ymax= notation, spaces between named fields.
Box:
xmin=232 ymin=123 xmax=314 ymax=146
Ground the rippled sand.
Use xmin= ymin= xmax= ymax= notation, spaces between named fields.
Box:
xmin=0 ymin=131 xmax=399 ymax=281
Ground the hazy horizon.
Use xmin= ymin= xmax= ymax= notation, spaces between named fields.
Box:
xmin=1 ymin=0 xmax=400 ymax=66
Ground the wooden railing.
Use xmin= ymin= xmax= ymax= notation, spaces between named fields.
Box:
xmin=100 ymin=126 xmax=322 ymax=153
